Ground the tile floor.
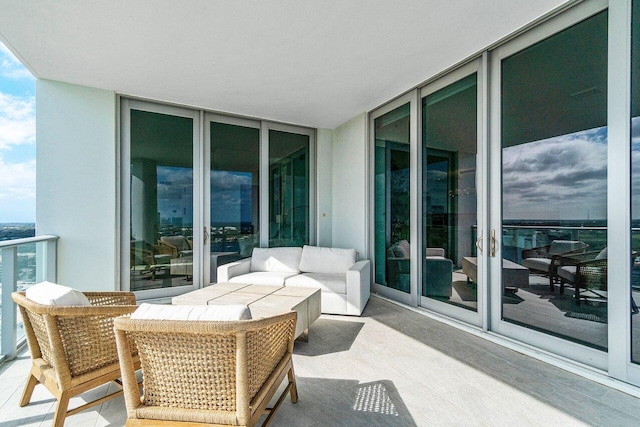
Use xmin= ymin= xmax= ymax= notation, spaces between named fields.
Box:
xmin=2 ymin=296 xmax=640 ymax=426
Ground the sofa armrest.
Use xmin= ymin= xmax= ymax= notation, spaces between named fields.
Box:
xmin=346 ymin=260 xmax=371 ymax=316
xmin=217 ymin=259 xmax=251 ymax=282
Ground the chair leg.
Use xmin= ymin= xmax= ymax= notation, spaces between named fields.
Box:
xmin=18 ymin=373 xmax=39 ymax=407
xmin=575 ymin=285 xmax=581 ymax=306
xmin=288 ymin=366 xmax=298 ymax=403
xmin=549 ymin=275 xmax=555 ymax=292
xmin=559 ymin=280 xmax=565 ymax=295
xmin=52 ymin=391 xmax=71 ymax=427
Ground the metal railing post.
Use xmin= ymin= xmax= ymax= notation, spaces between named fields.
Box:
xmin=1 ymin=246 xmax=18 ymax=360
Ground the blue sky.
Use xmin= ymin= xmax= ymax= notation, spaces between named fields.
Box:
xmin=0 ymin=41 xmax=35 ymax=223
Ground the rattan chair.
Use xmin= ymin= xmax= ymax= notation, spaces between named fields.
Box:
xmin=114 ymin=311 xmax=298 ymax=427
xmin=11 ymin=291 xmax=140 ymax=427
xmin=556 ymin=250 xmax=607 ymax=305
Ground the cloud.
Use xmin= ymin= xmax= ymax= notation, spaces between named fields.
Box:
xmin=0 ymin=91 xmax=35 ymax=150
xmin=503 ymin=128 xmax=607 ymax=220
xmin=0 ymin=43 xmax=33 ymax=80
xmin=210 ymin=170 xmax=252 ymax=191
xmin=0 ymin=156 xmax=35 ymax=222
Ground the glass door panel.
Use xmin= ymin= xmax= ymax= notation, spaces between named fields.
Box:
xmin=422 ymin=73 xmax=479 ymax=313
xmin=268 ymin=130 xmax=310 ymax=247
xmin=500 ymin=10 xmax=608 ymax=351
xmin=374 ymin=103 xmax=411 ymax=293
xmin=129 ymin=108 xmax=196 ymax=292
xmin=208 ymin=120 xmax=260 ymax=283
xmin=631 ymin=0 xmax=640 ymax=366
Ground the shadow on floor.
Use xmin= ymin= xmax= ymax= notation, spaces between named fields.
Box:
xmin=268 ymin=377 xmax=417 ymax=427
xmin=294 ymin=318 xmax=364 ymax=357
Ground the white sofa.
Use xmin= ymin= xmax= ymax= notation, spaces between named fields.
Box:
xmin=217 ymin=245 xmax=371 ymax=316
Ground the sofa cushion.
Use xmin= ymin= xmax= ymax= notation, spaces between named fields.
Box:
xmin=26 ymin=281 xmax=91 ymax=306
xmin=229 ymin=271 xmax=298 ymax=286
xmin=389 ymin=240 xmax=410 ymax=258
xmin=285 ymin=273 xmax=347 ymax=294
xmin=299 ymin=245 xmax=356 ymax=274
xmin=250 ymin=247 xmax=302 ymax=273
xmin=132 ymin=303 xmax=251 ymax=321
xmin=425 ymin=247 xmax=445 ymax=258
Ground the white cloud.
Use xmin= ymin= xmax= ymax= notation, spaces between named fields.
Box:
xmin=0 ymin=91 xmax=35 ymax=150
xmin=0 ymin=43 xmax=33 ymax=80
xmin=0 ymin=156 xmax=35 ymax=222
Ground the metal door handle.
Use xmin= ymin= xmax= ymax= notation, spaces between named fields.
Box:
xmin=490 ymin=229 xmax=497 ymax=257
xmin=475 ymin=235 xmax=484 ymax=255
xmin=204 ymin=226 xmax=209 ymax=245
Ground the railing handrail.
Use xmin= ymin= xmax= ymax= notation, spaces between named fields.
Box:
xmin=471 ymin=224 xmax=608 ymax=231
xmin=0 ymin=234 xmax=59 ymax=249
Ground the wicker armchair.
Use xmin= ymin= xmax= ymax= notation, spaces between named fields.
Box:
xmin=556 ymin=249 xmax=607 ymax=305
xmin=11 ymin=291 xmax=140 ymax=427
xmin=114 ymin=311 xmax=298 ymax=426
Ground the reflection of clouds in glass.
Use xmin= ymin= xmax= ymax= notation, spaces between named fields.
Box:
xmin=157 ymin=166 xmax=193 ymax=200
xmin=212 ymin=171 xmax=253 ymax=223
xmin=211 ymin=170 xmax=251 ymax=191
xmin=503 ymin=127 xmax=607 ymax=220
xmin=631 ymin=117 xmax=640 ymax=218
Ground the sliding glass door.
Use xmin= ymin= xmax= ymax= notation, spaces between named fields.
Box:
xmin=122 ymin=100 xmax=201 ymax=298
xmin=420 ymin=61 xmax=484 ymax=325
xmin=490 ymin=1 xmax=609 ymax=368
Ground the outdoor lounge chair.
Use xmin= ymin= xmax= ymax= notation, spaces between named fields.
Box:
xmin=557 ymin=248 xmax=607 ymax=305
xmin=521 ymin=240 xmax=588 ymax=291
xmin=12 ymin=289 xmax=139 ymax=427
xmin=114 ymin=310 xmax=298 ymax=426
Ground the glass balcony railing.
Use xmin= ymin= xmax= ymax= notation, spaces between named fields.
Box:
xmin=0 ymin=235 xmax=58 ymax=362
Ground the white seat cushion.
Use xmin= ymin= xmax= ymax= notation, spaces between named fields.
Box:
xmin=549 ymin=240 xmax=587 ymax=255
xmin=558 ymin=266 xmax=576 ymax=282
xmin=25 ymin=281 xmax=91 ymax=306
xmin=250 ymin=247 xmax=302 ymax=273
xmin=521 ymin=257 xmax=552 ymax=272
xmin=299 ymin=245 xmax=356 ymax=274
xmin=229 ymin=271 xmax=298 ymax=286
xmin=132 ymin=303 xmax=251 ymax=321
xmin=285 ymin=273 xmax=347 ymax=294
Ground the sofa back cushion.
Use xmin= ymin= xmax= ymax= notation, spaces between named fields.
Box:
xmin=250 ymin=247 xmax=302 ymax=273
xmin=389 ymin=240 xmax=410 ymax=258
xmin=132 ymin=303 xmax=252 ymax=321
xmin=299 ymin=245 xmax=357 ymax=274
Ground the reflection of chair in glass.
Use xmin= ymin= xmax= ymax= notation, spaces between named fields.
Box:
xmin=423 ymin=248 xmax=453 ymax=298
xmin=12 ymin=289 xmax=140 ymax=427
xmin=521 ymin=240 xmax=589 ymax=291
xmin=130 ymin=243 xmax=171 ymax=280
xmin=114 ymin=310 xmax=298 ymax=426
xmin=386 ymin=240 xmax=411 ymax=291
xmin=158 ymin=235 xmax=193 ymax=258
xmin=556 ymin=248 xmax=607 ymax=305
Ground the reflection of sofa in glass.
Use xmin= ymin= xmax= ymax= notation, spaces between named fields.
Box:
xmin=170 ymin=252 xmax=242 ymax=282
xmin=386 ymin=240 xmax=452 ymax=297
xmin=423 ymin=248 xmax=453 ymax=299
xmin=130 ymin=241 xmax=171 ymax=280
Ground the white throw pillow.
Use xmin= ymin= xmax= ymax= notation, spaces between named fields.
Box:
xmin=299 ymin=245 xmax=357 ymax=274
xmin=25 ymin=281 xmax=91 ymax=306
xmin=250 ymin=247 xmax=302 ymax=273
xmin=131 ymin=303 xmax=252 ymax=321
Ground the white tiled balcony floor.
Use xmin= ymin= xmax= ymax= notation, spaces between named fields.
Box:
xmin=2 ymin=296 xmax=640 ymax=426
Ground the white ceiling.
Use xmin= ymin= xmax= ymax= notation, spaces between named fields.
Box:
xmin=0 ymin=0 xmax=567 ymax=129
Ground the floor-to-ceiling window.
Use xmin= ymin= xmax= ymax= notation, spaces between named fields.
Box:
xmin=268 ymin=129 xmax=311 ymax=247
xmin=125 ymin=103 xmax=199 ymax=294
xmin=373 ymin=102 xmax=411 ymax=295
xmin=422 ymin=72 xmax=479 ymax=315
xmin=631 ymin=0 xmax=640 ymax=365
xmin=499 ymin=9 xmax=608 ymax=352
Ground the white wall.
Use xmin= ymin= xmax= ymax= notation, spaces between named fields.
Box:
xmin=316 ymin=128 xmax=333 ymax=246
xmin=331 ymin=113 xmax=368 ymax=259
xmin=36 ymin=80 xmax=117 ymax=291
